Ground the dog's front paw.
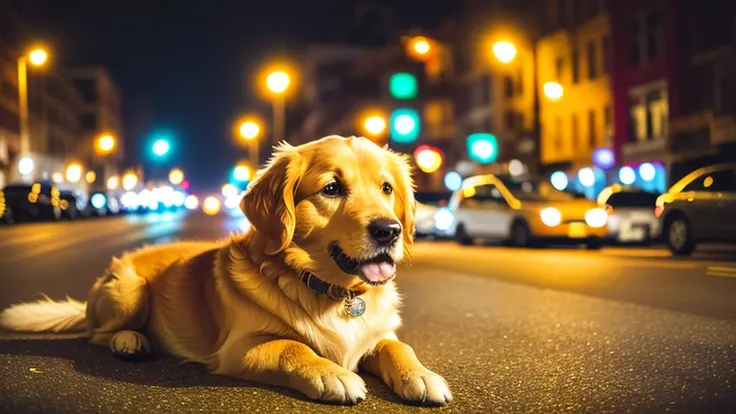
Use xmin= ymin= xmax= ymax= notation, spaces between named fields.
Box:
xmin=393 ymin=369 xmax=452 ymax=406
xmin=295 ymin=367 xmax=367 ymax=405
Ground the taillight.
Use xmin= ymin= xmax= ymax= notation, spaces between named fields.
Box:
xmin=654 ymin=205 xmax=664 ymax=218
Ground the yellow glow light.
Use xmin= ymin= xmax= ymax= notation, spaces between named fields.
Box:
xmin=85 ymin=171 xmax=97 ymax=183
xmin=65 ymin=163 xmax=83 ymax=183
xmin=266 ymin=70 xmax=291 ymax=94
xmin=202 ymin=196 xmax=221 ymax=216
xmin=122 ymin=173 xmax=138 ymax=191
xmin=28 ymin=48 xmax=48 ymax=66
xmin=239 ymin=120 xmax=260 ymax=141
xmin=364 ymin=115 xmax=387 ymax=136
xmin=107 ymin=176 xmax=119 ymax=190
xmin=96 ymin=134 xmax=116 ymax=155
xmin=221 ymin=183 xmax=238 ymax=198
xmin=415 ymin=148 xmax=443 ymax=173
xmin=492 ymin=41 xmax=517 ymax=64
xmin=233 ymin=165 xmax=252 ymax=182
xmin=412 ymin=37 xmax=431 ymax=56
xmin=168 ymin=168 xmax=184 ymax=185
xmin=543 ymin=81 xmax=564 ymax=101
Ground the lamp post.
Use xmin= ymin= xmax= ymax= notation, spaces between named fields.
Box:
xmin=17 ymin=47 xmax=48 ymax=156
xmin=238 ymin=119 xmax=261 ymax=168
xmin=265 ymin=70 xmax=290 ymax=146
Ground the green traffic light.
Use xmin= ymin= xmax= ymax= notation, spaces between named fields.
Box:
xmin=467 ymin=133 xmax=498 ymax=164
xmin=390 ymin=108 xmax=420 ymax=143
xmin=389 ymin=72 xmax=418 ymax=100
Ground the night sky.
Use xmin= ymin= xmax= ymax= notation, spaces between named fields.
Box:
xmin=29 ymin=1 xmax=454 ymax=192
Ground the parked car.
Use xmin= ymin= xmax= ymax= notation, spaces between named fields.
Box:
xmin=436 ymin=174 xmax=609 ymax=249
xmin=1 ymin=182 xmax=62 ymax=222
xmin=598 ymin=185 xmax=660 ymax=245
xmin=656 ymin=163 xmax=736 ymax=255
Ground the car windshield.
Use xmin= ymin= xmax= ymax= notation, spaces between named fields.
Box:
xmin=605 ymin=191 xmax=659 ymax=208
xmin=498 ymin=176 xmax=576 ymax=201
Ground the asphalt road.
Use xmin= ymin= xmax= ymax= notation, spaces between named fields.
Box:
xmin=1 ymin=212 xmax=735 ymax=413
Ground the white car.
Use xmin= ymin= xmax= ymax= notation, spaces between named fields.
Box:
xmin=597 ymin=185 xmax=660 ymax=244
xmin=415 ymin=202 xmax=438 ymax=238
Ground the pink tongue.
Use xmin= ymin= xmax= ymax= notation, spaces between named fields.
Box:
xmin=360 ymin=262 xmax=396 ymax=283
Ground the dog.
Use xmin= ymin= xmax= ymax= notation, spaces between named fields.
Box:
xmin=0 ymin=135 xmax=452 ymax=406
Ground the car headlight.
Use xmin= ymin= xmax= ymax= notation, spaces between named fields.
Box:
xmin=585 ymin=208 xmax=608 ymax=228
xmin=540 ymin=207 xmax=562 ymax=227
xmin=434 ymin=208 xmax=454 ymax=231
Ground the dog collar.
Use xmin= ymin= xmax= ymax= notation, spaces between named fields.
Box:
xmin=299 ymin=271 xmax=367 ymax=318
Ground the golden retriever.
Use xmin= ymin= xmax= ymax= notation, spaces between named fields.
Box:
xmin=0 ymin=135 xmax=452 ymax=406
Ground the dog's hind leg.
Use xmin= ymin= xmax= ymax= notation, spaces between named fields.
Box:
xmin=86 ymin=257 xmax=152 ymax=361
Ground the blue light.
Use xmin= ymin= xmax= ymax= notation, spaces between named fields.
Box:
xmin=639 ymin=162 xmax=656 ymax=182
xmin=152 ymin=139 xmax=170 ymax=157
xmin=550 ymin=171 xmax=568 ymax=191
xmin=389 ymin=108 xmax=420 ymax=143
xmin=592 ymin=148 xmax=615 ymax=170
xmin=619 ymin=166 xmax=636 ymax=185
xmin=90 ymin=193 xmax=107 ymax=209
xmin=466 ymin=133 xmax=498 ymax=164
xmin=444 ymin=171 xmax=463 ymax=191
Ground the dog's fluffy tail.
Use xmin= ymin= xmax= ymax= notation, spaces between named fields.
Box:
xmin=0 ymin=294 xmax=87 ymax=333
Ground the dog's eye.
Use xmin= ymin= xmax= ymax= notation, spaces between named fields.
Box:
xmin=381 ymin=182 xmax=393 ymax=195
xmin=320 ymin=181 xmax=341 ymax=197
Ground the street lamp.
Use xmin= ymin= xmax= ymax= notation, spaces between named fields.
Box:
xmin=17 ymin=47 xmax=49 ymax=156
xmin=152 ymin=139 xmax=170 ymax=157
xmin=363 ymin=115 xmax=387 ymax=138
xmin=492 ymin=41 xmax=517 ymax=64
xmin=406 ymin=36 xmax=434 ymax=61
xmin=238 ymin=118 xmax=262 ymax=167
xmin=65 ymin=163 xmax=83 ymax=183
xmin=96 ymin=134 xmax=116 ymax=156
xmin=122 ymin=172 xmax=138 ymax=191
xmin=265 ymin=69 xmax=291 ymax=146
xmin=168 ymin=168 xmax=184 ymax=185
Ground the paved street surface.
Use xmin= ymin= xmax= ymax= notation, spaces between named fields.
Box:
xmin=1 ymin=212 xmax=735 ymax=413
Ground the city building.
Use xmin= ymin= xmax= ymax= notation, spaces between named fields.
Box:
xmin=68 ymin=66 xmax=124 ymax=191
xmin=0 ymin=0 xmax=27 ymax=188
xmin=537 ymin=0 xmax=612 ymax=197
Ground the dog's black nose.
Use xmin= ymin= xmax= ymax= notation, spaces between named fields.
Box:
xmin=368 ymin=218 xmax=402 ymax=246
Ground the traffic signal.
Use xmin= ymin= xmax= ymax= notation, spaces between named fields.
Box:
xmin=414 ymin=145 xmax=443 ymax=173
xmin=390 ymin=108 xmax=420 ymax=144
xmin=152 ymin=139 xmax=170 ymax=157
xmin=389 ymin=72 xmax=418 ymax=100
xmin=467 ymin=133 xmax=498 ymax=164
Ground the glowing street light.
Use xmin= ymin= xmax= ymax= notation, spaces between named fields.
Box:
xmin=96 ymin=134 xmax=116 ymax=155
xmin=28 ymin=48 xmax=48 ymax=67
xmin=239 ymin=120 xmax=261 ymax=141
xmin=122 ymin=172 xmax=138 ymax=191
xmin=18 ymin=47 xmax=50 ymax=155
xmin=169 ymin=168 xmax=184 ymax=185
xmin=266 ymin=70 xmax=291 ymax=95
xmin=363 ymin=115 xmax=387 ymax=137
xmin=414 ymin=145 xmax=444 ymax=174
xmin=407 ymin=36 xmax=433 ymax=61
xmin=152 ymin=139 xmax=170 ymax=157
xmin=107 ymin=175 xmax=120 ymax=190
xmin=65 ymin=163 xmax=83 ymax=183
xmin=543 ymin=81 xmax=564 ymax=101
xmin=18 ymin=156 xmax=34 ymax=176
xmin=86 ymin=171 xmax=96 ymax=183
xmin=221 ymin=183 xmax=239 ymax=198
xmin=492 ymin=41 xmax=517 ymax=64
xmin=202 ymin=196 xmax=221 ymax=216
xmin=233 ymin=165 xmax=251 ymax=182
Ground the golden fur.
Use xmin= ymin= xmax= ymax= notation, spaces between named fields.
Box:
xmin=0 ymin=135 xmax=451 ymax=405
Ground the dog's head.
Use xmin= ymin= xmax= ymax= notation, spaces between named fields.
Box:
xmin=240 ymin=135 xmax=415 ymax=289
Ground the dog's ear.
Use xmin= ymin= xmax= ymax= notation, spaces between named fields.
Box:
xmin=389 ymin=152 xmax=416 ymax=248
xmin=241 ymin=144 xmax=306 ymax=255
